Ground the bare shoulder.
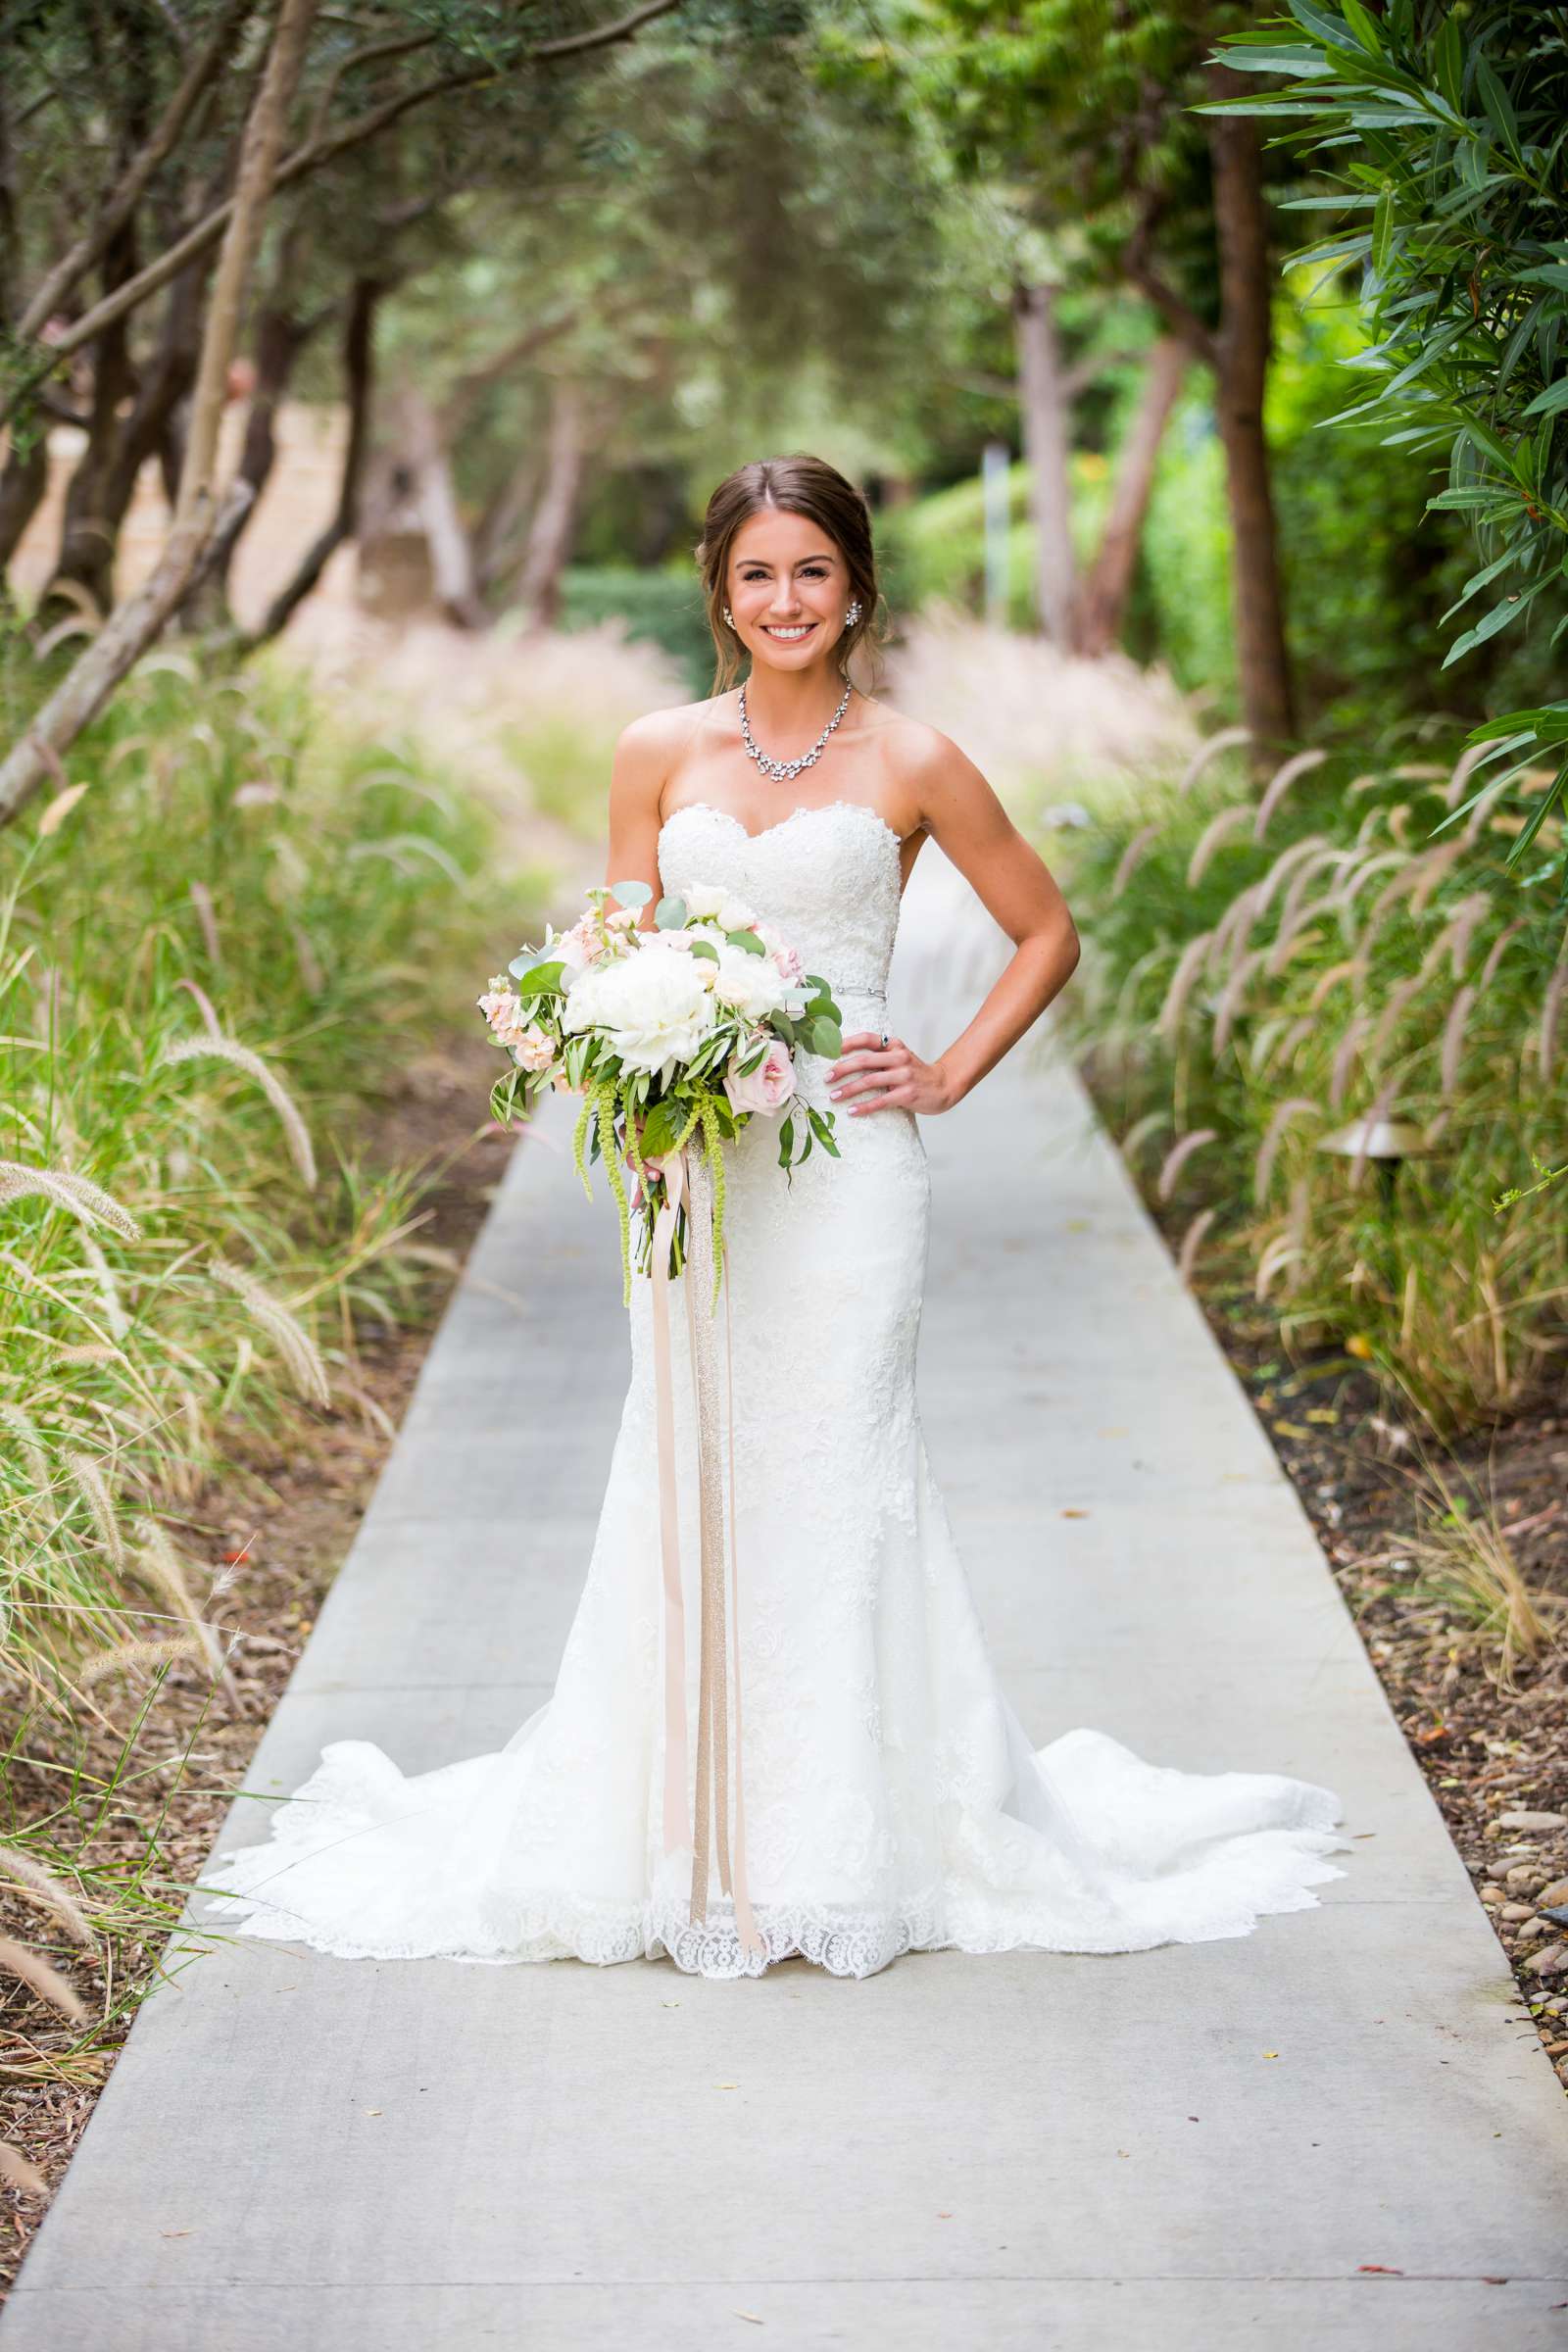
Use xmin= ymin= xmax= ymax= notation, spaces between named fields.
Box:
xmin=610 ymin=696 xmax=722 ymax=826
xmin=856 ymin=697 xmax=992 ymax=830
xmin=612 ymin=695 xmax=718 ymax=770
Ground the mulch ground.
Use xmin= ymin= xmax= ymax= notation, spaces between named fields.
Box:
xmin=3 ymin=1040 xmax=1564 ymax=2290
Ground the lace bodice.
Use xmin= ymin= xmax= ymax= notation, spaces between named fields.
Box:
xmin=657 ymin=800 xmax=903 ymax=999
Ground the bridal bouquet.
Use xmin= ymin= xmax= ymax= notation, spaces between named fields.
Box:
xmin=477 ymin=877 xmax=842 ymax=1301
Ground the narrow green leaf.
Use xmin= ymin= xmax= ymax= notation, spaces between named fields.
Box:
xmin=1443 ymin=579 xmax=1551 ymax=666
xmin=1473 ymin=55 xmax=1523 ymax=167
xmin=1340 ymin=0 xmax=1384 ymax=57
xmin=1522 ymin=377 xmax=1568 ymax=418
xmin=1433 ymin=13 xmax=1463 ymax=114
xmin=806 ymin=1104 xmax=841 ymax=1159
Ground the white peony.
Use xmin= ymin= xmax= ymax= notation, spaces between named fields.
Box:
xmin=560 ymin=940 xmax=716 ymax=1079
xmin=710 ymin=941 xmax=789 ymax=1022
xmin=680 ymin=880 xmax=757 ymax=931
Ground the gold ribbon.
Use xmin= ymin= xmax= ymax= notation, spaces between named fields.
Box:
xmin=649 ymin=1143 xmax=764 ymax=1960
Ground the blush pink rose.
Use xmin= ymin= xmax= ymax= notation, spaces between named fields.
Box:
xmin=724 ymin=1036 xmax=796 ymax=1117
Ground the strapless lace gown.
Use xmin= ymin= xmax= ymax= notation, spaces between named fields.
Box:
xmin=201 ymin=798 xmax=1351 ymax=1979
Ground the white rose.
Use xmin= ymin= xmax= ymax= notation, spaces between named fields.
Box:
xmin=717 ymin=895 xmax=757 ymax=932
xmin=683 ymin=883 xmax=727 ymax=919
xmin=560 ymin=940 xmax=716 ymax=1080
xmin=710 ymin=942 xmax=788 ymax=1022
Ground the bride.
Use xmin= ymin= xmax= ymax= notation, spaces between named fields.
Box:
xmin=201 ymin=453 xmax=1351 ymax=1980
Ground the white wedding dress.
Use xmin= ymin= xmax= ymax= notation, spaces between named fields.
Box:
xmin=201 ymin=797 xmax=1352 ymax=1980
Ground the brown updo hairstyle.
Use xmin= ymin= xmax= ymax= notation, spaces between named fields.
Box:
xmin=694 ymin=454 xmax=882 ymax=696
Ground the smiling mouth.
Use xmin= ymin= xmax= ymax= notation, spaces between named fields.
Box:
xmin=760 ymin=622 xmax=817 ymax=641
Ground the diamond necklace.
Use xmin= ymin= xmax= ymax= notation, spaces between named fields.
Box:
xmin=739 ymin=677 xmax=852 ymax=783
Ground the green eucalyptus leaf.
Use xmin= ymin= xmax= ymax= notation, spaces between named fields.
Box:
xmin=509 ymin=957 xmax=564 ymax=995
xmin=725 ymin=928 xmax=766 ymax=955
xmin=654 ymin=895 xmax=687 ymax=928
xmin=811 ymin=1015 xmax=843 ymax=1058
xmin=689 ymin=937 xmax=719 ymax=962
xmin=611 ymin=878 xmax=653 ymax=907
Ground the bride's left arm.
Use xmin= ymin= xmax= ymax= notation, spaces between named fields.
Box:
xmin=827 ymin=730 xmax=1081 ymax=1117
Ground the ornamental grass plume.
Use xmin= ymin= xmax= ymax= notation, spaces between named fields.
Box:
xmin=209 ymin=1255 xmax=330 ymax=1404
xmin=0 ymin=1162 xmax=141 ymax=1240
xmin=66 ymin=1452 xmax=124 ymax=1568
xmin=1537 ymin=966 xmax=1568 ymax=1086
xmin=158 ymin=1034 xmax=317 ymax=1189
xmin=0 ymin=1848 xmax=95 ymax=1950
xmin=0 ymin=1936 xmax=87 ymax=2024
xmin=77 ymin=1635 xmax=209 ymax=1689
xmin=1252 ymin=1098 xmax=1320 ymax=1205
xmin=0 ymin=2143 xmax=48 ymax=2198
xmin=1156 ymin=1129 xmax=1217 ymax=1202
xmin=1251 ymin=748 xmax=1328 ymax=843
xmin=132 ymin=1514 xmax=234 ymax=1697
xmin=1040 ymin=714 xmax=1568 ymax=1432
xmin=1186 ymin=804 xmax=1253 ymax=889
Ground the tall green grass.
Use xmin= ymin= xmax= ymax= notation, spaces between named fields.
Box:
xmin=1 ymin=649 xmax=527 ymax=1707
xmin=0 ymin=645 xmax=544 ymax=2162
xmin=1048 ymin=730 xmax=1568 ymax=1436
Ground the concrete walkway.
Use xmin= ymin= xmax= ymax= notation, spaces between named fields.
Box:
xmin=5 ymin=853 xmax=1567 ymax=2350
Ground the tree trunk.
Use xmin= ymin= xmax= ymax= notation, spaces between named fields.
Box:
xmin=1077 ymin=336 xmax=1186 ymax=660
xmin=182 ymin=252 xmax=320 ymax=631
xmin=400 ymin=389 xmax=486 ymax=629
xmin=0 ymin=0 xmax=320 ymax=827
xmin=1011 ymin=280 xmax=1077 ymax=648
xmin=1206 ymin=66 xmax=1296 ymax=751
xmin=43 ymin=258 xmax=205 ymax=624
xmin=0 ymin=428 xmax=50 ymax=581
xmin=473 ymin=449 xmax=544 ymax=600
xmin=46 ymin=228 xmax=140 ymax=623
xmin=514 ymin=380 xmax=585 ymax=629
xmin=243 ymin=273 xmax=379 ymax=647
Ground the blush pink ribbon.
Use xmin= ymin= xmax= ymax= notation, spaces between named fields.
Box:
xmin=648 ymin=1145 xmax=764 ymax=1960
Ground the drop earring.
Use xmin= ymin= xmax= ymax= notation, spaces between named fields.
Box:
xmin=723 ymin=607 xmax=735 ymax=628
xmin=845 ymin=600 xmax=861 ymax=628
